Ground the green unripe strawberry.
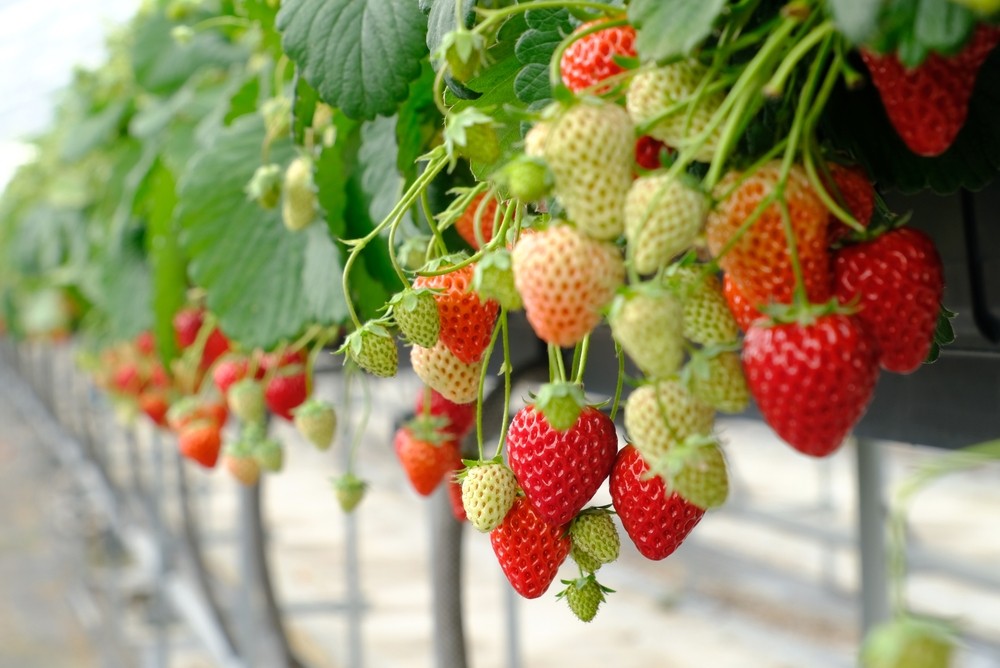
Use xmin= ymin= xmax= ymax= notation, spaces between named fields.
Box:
xmin=391 ymin=288 xmax=441 ymax=348
xmin=570 ymin=509 xmax=620 ymax=565
xmin=669 ymin=267 xmax=739 ymax=346
xmin=558 ymin=575 xmax=613 ymax=623
xmin=609 ymin=284 xmax=684 ymax=380
xmin=293 ymin=399 xmax=337 ymax=451
xmin=473 ymin=250 xmax=522 ymax=311
xmin=538 ymin=99 xmax=634 ymax=240
xmin=687 ymin=350 xmax=749 ymax=414
xmin=228 ymin=378 xmax=265 ymax=423
xmin=332 ymin=473 xmax=367 ymax=513
xmin=533 ymin=382 xmax=586 ymax=432
xmin=222 ymin=437 xmax=260 ymax=486
xmin=254 ymin=437 xmax=284 ymax=472
xmin=654 ymin=436 xmax=729 ymax=511
xmin=436 ymin=28 xmax=489 ymax=83
xmin=624 ymin=380 xmax=715 ymax=462
xmin=460 ymin=460 xmax=518 ymax=533
xmin=262 ymin=96 xmax=292 ymax=143
xmin=493 ymin=155 xmax=553 ymax=203
xmin=245 ymin=163 xmax=283 ymax=209
xmin=862 ymin=616 xmax=955 ymax=668
xmin=341 ymin=323 xmax=398 ymax=378
xmin=624 ymin=174 xmax=707 ymax=275
xmin=445 ymin=108 xmax=501 ymax=165
xmin=570 ymin=545 xmax=602 ymax=573
xmin=281 ymin=155 xmax=318 ymax=232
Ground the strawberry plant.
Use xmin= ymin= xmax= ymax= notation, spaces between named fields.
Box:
xmin=1 ymin=0 xmax=998 ymax=652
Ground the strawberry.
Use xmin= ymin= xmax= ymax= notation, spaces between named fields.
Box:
xmin=446 ymin=465 xmax=467 ymax=522
xmin=723 ymin=274 xmax=763 ymax=332
xmin=610 ymin=445 xmax=704 ymax=561
xmin=743 ymin=313 xmax=879 ymax=457
xmin=634 ymin=135 xmax=668 ymax=171
xmin=293 ymin=399 xmax=337 ymax=450
xmin=461 ymin=460 xmax=518 ymax=532
xmin=228 ymin=378 xmax=265 ymax=423
xmin=494 ymin=155 xmax=552 ymax=203
xmin=608 ymin=284 xmax=684 ymax=380
xmin=253 ymin=437 xmax=284 ymax=472
xmin=167 ymin=397 xmax=201 ymax=432
xmin=245 ymin=163 xmax=283 ymax=209
xmin=825 ymin=163 xmax=875 ymax=245
xmin=624 ymin=174 xmax=707 ymax=275
xmin=490 ymin=496 xmax=571 ymax=599
xmin=687 ymin=350 xmax=750 ymax=414
xmin=224 ymin=451 xmax=261 ymax=486
xmin=570 ymin=545 xmax=602 ymax=573
xmin=139 ymin=390 xmax=171 ymax=427
xmin=654 ymin=436 xmax=729 ymax=511
xmin=173 ymin=307 xmax=203 ymax=349
xmin=531 ymin=100 xmax=634 ymax=240
xmin=558 ymin=575 xmax=611 ymax=622
xmin=670 ymin=268 xmax=740 ymax=346
xmin=113 ymin=363 xmax=143 ymax=396
xmin=135 ymin=331 xmax=156 ymax=356
xmin=413 ymin=264 xmax=498 ymax=365
xmin=333 ymin=473 xmax=367 ymax=513
xmin=413 ymin=386 xmax=476 ymax=440
xmin=861 ymin=25 xmax=1000 ymax=157
xmin=201 ymin=328 xmax=231 ymax=371
xmin=178 ymin=420 xmax=222 ymax=468
xmin=559 ymin=21 xmax=636 ymax=93
xmin=213 ymin=357 xmax=249 ymax=396
xmin=281 ymin=155 xmax=318 ymax=231
xmin=444 ymin=108 xmax=501 ymax=165
xmin=411 ymin=340 xmax=483 ymax=405
xmin=454 ymin=192 xmax=499 ymax=249
xmin=506 ymin=405 xmax=618 ymax=527
xmin=342 ymin=324 xmax=399 ymax=378
xmin=569 ymin=509 xmax=620 ymax=566
xmin=472 ymin=250 xmax=522 ymax=311
xmin=624 ymin=380 xmax=714 ymax=463
xmin=861 ymin=616 xmax=955 ymax=668
xmin=706 ymin=162 xmax=832 ymax=306
xmin=264 ymin=368 xmax=309 ymax=421
xmin=390 ymin=288 xmax=440 ymax=348
xmin=626 ymin=61 xmax=725 ymax=163
xmin=394 ymin=419 xmax=460 ymax=496
xmin=834 ymin=227 xmax=944 ymax=374
xmin=512 ymin=224 xmax=624 ymax=347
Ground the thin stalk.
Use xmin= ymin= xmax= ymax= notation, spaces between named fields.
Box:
xmin=609 ymin=341 xmax=625 ymax=422
xmin=491 ymin=311 xmax=512 ymax=460
xmin=474 ymin=315 xmax=504 ymax=462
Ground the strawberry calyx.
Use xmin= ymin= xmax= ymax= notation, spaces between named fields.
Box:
xmin=532 ymin=381 xmax=587 ymax=432
xmin=435 ymin=28 xmax=489 ymax=83
xmin=444 ymin=108 xmax=501 ymax=166
xmin=472 ymin=249 xmax=522 ymax=311
xmin=405 ymin=413 xmax=453 ymax=446
xmin=332 ymin=472 xmax=368 ymax=512
xmin=642 ymin=434 xmax=729 ymax=511
xmin=679 ymin=341 xmax=742 ymax=386
xmin=755 ymin=297 xmax=857 ymax=328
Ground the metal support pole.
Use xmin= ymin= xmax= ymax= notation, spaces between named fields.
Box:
xmin=430 ymin=487 xmax=466 ymax=668
xmin=856 ymin=437 xmax=891 ymax=634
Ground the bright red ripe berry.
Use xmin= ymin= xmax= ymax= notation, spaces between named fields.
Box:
xmin=559 ymin=21 xmax=636 ymax=93
xmin=490 ymin=497 xmax=571 ymax=599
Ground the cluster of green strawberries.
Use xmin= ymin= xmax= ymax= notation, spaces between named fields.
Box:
xmin=329 ymin=13 xmax=1000 ymax=626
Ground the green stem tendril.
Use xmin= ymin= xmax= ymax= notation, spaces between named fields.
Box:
xmin=476 ymin=1 xmax=619 ymax=35
xmin=763 ymin=20 xmax=834 ymax=96
xmin=421 ymin=190 xmax=449 ymax=256
xmin=609 ymin=341 xmax=625 ymax=422
xmin=492 ymin=310 xmax=512 ymax=460
xmin=475 ymin=311 xmax=504 ymax=462
xmin=573 ymin=333 xmax=591 ymax=385
xmin=341 ymin=150 xmax=448 ymax=328
xmin=346 ymin=365 xmax=372 ymax=474
xmin=386 ymin=212 xmax=409 ymax=287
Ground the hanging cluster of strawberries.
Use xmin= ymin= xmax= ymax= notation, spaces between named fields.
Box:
xmin=330 ymin=6 xmax=1000 ymax=625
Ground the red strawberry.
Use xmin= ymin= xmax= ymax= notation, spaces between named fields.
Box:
xmin=609 ymin=445 xmax=704 ymax=561
xmin=212 ymin=357 xmax=249 ymax=396
xmin=394 ymin=421 xmax=460 ymax=496
xmin=722 ymin=274 xmax=763 ymax=332
xmin=742 ymin=313 xmax=879 ymax=457
xmin=835 ymin=227 xmax=944 ymax=374
xmin=113 ymin=364 xmax=143 ymax=396
xmin=413 ymin=387 xmax=476 ymax=440
xmin=139 ymin=390 xmax=170 ymax=427
xmin=135 ymin=331 xmax=156 ymax=356
xmin=634 ymin=135 xmax=668 ymax=171
xmin=506 ymin=405 xmax=618 ymax=527
xmin=173 ymin=307 xmax=203 ymax=348
xmin=178 ymin=420 xmax=222 ymax=468
xmin=455 ymin=192 xmax=499 ymax=250
xmin=264 ymin=369 xmax=309 ymax=421
xmin=445 ymin=462 xmax=467 ymax=523
xmin=861 ymin=25 xmax=1000 ymax=157
xmin=201 ymin=328 xmax=231 ymax=371
xmin=706 ymin=162 xmax=832 ymax=307
xmin=559 ymin=20 xmax=636 ymax=93
xmin=490 ymin=497 xmax=571 ymax=599
xmin=413 ymin=264 xmax=498 ymax=365
xmin=512 ymin=224 xmax=624 ymax=347
xmin=825 ymin=163 xmax=875 ymax=244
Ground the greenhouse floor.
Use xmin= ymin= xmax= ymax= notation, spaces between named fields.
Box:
xmin=2 ymin=363 xmax=999 ymax=668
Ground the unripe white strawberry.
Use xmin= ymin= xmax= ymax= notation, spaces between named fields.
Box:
xmin=624 ymin=174 xmax=707 ymax=274
xmin=608 ymin=285 xmax=684 ymax=380
xmin=624 ymin=380 xmax=715 ymax=462
xmin=461 ymin=461 xmax=518 ymax=533
xmin=281 ymin=155 xmax=318 ymax=231
xmin=411 ymin=340 xmax=483 ymax=404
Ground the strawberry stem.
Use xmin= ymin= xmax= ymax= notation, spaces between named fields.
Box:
xmin=474 ymin=309 xmax=504 ymax=462
xmin=609 ymin=341 xmax=625 ymax=422
xmin=763 ymin=20 xmax=833 ymax=97
xmin=572 ymin=333 xmax=591 ymax=385
xmin=491 ymin=310 xmax=512 ymax=460
xmin=475 ymin=1 xmax=619 ymax=35
xmin=421 ymin=190 xmax=450 ymax=257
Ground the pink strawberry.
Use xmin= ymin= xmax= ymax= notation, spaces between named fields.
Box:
xmin=413 ymin=387 xmax=475 ymax=440
xmin=506 ymin=405 xmax=618 ymax=527
xmin=559 ymin=20 xmax=636 ymax=93
xmin=411 ymin=340 xmax=483 ymax=405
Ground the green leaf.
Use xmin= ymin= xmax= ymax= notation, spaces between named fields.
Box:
xmin=629 ymin=0 xmax=726 ymax=61
xmin=292 ymin=71 xmax=319 ymax=146
xmin=524 ymin=7 xmax=573 ymax=32
xmin=315 ymin=110 xmax=361 ymax=239
xmin=143 ymin=161 xmax=185 ymax=363
xmin=514 ymin=63 xmax=551 ymax=104
xmin=59 ymin=100 xmax=130 ymax=163
xmin=828 ymin=0 xmax=884 ymax=45
xmin=176 ymin=114 xmax=347 ymax=348
xmin=395 ymin=62 xmax=440 ymax=184
xmin=277 ymin=0 xmax=429 ymax=119
xmin=360 ymin=117 xmax=407 ymax=226
xmin=515 ymin=29 xmax=563 ymax=65
xmin=93 ymin=244 xmax=153 ymax=341
xmin=913 ymin=0 xmax=976 ymax=56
